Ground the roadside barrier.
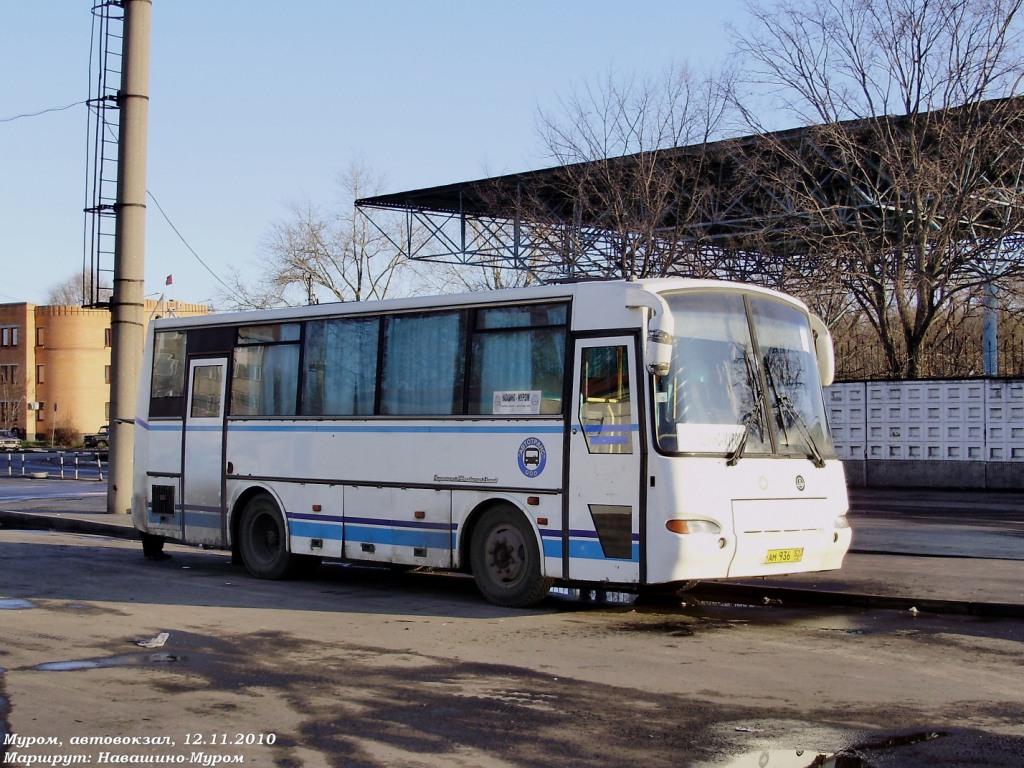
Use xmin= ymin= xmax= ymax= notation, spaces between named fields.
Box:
xmin=4 ymin=451 xmax=105 ymax=481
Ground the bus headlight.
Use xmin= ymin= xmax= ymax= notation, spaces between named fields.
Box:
xmin=833 ymin=515 xmax=850 ymax=529
xmin=666 ymin=519 xmax=721 ymax=535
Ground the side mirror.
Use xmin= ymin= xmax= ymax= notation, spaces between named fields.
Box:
xmin=646 ymin=329 xmax=673 ymax=376
xmin=625 ymin=287 xmax=675 ymax=376
xmin=808 ymin=313 xmax=835 ymax=387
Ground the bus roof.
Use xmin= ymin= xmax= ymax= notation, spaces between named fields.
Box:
xmin=151 ymin=277 xmax=809 ymax=331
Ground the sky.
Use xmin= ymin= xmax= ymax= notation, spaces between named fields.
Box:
xmin=0 ymin=1 xmax=749 ymax=308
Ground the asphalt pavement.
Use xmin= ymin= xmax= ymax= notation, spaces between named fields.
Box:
xmin=0 ymin=476 xmax=1021 ymax=616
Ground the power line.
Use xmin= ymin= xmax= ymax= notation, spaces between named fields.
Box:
xmin=0 ymin=99 xmax=87 ymax=124
xmin=145 ymin=189 xmax=244 ymax=302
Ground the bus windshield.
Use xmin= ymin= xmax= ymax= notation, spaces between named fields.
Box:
xmin=653 ymin=291 xmax=834 ymax=460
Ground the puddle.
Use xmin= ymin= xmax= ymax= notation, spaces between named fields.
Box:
xmin=31 ymin=653 xmax=180 ymax=672
xmin=0 ymin=598 xmax=34 ymax=610
xmin=697 ymin=748 xmax=863 ymax=767
xmin=618 ymin=617 xmax=741 ymax=637
xmin=705 ymin=731 xmax=949 ymax=767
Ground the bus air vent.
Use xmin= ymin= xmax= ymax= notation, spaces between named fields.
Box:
xmin=152 ymin=485 xmax=175 ymax=518
xmin=588 ymin=504 xmax=633 ymax=559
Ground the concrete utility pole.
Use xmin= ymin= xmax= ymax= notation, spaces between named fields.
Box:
xmin=107 ymin=0 xmax=152 ymax=515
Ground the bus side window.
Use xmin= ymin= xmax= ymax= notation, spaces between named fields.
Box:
xmin=468 ymin=303 xmax=567 ymax=416
xmin=230 ymin=323 xmax=301 ymax=417
xmin=149 ymin=330 xmax=186 ymax=418
xmin=302 ymin=317 xmax=379 ymax=416
xmin=579 ymin=346 xmax=632 ymax=454
xmin=380 ymin=311 xmax=467 ymax=416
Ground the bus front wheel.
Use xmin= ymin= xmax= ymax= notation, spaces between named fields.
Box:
xmin=239 ymin=494 xmax=301 ymax=580
xmin=470 ymin=507 xmax=551 ymax=608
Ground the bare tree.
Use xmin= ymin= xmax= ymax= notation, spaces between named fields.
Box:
xmin=523 ymin=66 xmax=731 ymax=279
xmin=732 ymin=0 xmax=1024 ymax=377
xmin=223 ymin=163 xmax=409 ymax=309
xmin=46 ymin=273 xmax=91 ymax=305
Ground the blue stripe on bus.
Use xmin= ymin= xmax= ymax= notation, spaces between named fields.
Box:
xmin=543 ymin=539 xmax=563 ymax=558
xmin=588 ymin=435 xmax=631 ymax=445
xmin=227 ymin=423 xmax=564 ymax=435
xmin=344 ymin=515 xmax=454 ymax=531
xmin=138 ymin=419 xmax=182 ymax=431
xmin=285 ymin=514 xmax=453 ymax=531
xmin=286 ymin=521 xmax=452 ymax=549
xmin=582 ymin=423 xmax=639 ymax=433
xmin=288 ymin=521 xmax=343 ymax=540
xmin=287 ymin=512 xmax=344 ymax=524
xmin=568 ymin=539 xmax=640 ymax=562
xmin=184 ymin=511 xmax=221 ymax=529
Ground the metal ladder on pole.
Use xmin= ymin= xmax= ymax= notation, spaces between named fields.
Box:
xmin=83 ymin=1 xmax=125 ymax=308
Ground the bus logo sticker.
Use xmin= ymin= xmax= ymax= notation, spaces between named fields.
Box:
xmin=518 ymin=438 xmax=547 ymax=478
xmin=795 ymin=475 xmax=806 ymax=492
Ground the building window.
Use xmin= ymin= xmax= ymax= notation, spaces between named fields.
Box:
xmin=36 ymin=327 xmax=44 ymax=347
xmin=104 ymin=402 xmax=110 ymax=421
xmin=104 ymin=328 xmax=112 ymax=347
xmin=0 ymin=365 xmax=16 ymax=385
xmin=36 ymin=365 xmax=44 ymax=384
xmin=0 ymin=327 xmax=17 ymax=347
xmin=105 ymin=365 xmax=111 ymax=384
xmin=37 ymin=403 xmax=45 ymax=421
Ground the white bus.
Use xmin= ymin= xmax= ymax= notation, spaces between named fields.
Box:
xmin=133 ymin=278 xmax=851 ymax=606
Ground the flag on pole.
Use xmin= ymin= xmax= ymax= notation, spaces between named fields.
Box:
xmin=165 ymin=274 xmax=173 ymax=286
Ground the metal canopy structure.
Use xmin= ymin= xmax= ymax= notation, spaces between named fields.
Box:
xmin=355 ymin=99 xmax=1024 ymax=283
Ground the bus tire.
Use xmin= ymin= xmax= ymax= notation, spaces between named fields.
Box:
xmin=239 ymin=493 xmax=298 ymax=580
xmin=470 ymin=507 xmax=551 ymax=607
xmin=141 ymin=532 xmax=167 ymax=560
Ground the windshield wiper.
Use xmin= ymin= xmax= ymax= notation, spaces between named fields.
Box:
xmin=762 ymin=362 xmax=826 ymax=468
xmin=726 ymin=352 xmax=764 ymax=467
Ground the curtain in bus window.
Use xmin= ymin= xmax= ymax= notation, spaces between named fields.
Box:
xmin=230 ymin=344 xmax=299 ymax=416
xmin=469 ymin=329 xmax=565 ymax=415
xmin=380 ymin=312 xmax=466 ymax=416
xmin=302 ymin=318 xmax=378 ymax=416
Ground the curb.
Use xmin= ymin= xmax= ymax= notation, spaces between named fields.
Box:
xmin=0 ymin=510 xmax=138 ymax=542
xmin=2 ymin=510 xmax=1022 ymax=619
xmin=687 ymin=581 xmax=1024 ymax=619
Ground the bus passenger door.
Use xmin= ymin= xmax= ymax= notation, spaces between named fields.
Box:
xmin=567 ymin=337 xmax=642 ymax=584
xmin=181 ymin=357 xmax=227 ymax=546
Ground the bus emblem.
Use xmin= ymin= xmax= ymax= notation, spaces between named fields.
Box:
xmin=795 ymin=475 xmax=806 ymax=491
xmin=518 ymin=438 xmax=547 ymax=478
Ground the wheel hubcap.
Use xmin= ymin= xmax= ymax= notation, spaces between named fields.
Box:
xmin=485 ymin=525 xmax=526 ymax=584
xmin=249 ymin=510 xmax=281 ymax=566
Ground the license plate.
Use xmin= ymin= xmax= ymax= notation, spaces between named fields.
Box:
xmin=765 ymin=547 xmax=804 ymax=564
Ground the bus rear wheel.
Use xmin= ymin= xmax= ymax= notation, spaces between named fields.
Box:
xmin=141 ymin=532 xmax=167 ymax=560
xmin=239 ymin=493 xmax=303 ymax=579
xmin=470 ymin=507 xmax=551 ymax=607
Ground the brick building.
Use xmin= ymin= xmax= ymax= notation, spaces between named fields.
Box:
xmin=0 ymin=299 xmax=209 ymax=441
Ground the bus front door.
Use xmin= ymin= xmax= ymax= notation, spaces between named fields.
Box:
xmin=567 ymin=337 xmax=642 ymax=583
xmin=181 ymin=357 xmax=227 ymax=546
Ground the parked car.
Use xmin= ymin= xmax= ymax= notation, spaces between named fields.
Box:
xmin=83 ymin=424 xmax=109 ymax=450
xmin=0 ymin=429 xmax=22 ymax=451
